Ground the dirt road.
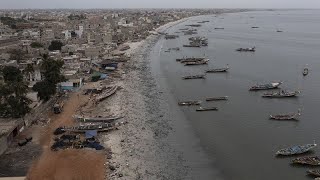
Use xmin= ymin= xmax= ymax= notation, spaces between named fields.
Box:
xmin=26 ymin=92 xmax=106 ymax=180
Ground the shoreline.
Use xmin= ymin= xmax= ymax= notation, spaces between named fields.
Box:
xmin=105 ymin=14 xmax=224 ymax=179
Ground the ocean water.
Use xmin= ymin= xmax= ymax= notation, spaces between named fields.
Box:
xmin=152 ymin=10 xmax=320 ymax=180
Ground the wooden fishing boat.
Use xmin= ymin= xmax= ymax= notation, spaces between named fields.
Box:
xmin=196 ymin=107 xmax=218 ymax=111
xmin=96 ymin=86 xmax=118 ymax=101
xmin=74 ymin=115 xmax=124 ymax=123
xmin=276 ymin=143 xmax=317 ymax=156
xmin=214 ymin=27 xmax=224 ymax=30
xmin=184 ymin=60 xmax=209 ymax=66
xmin=292 ymin=156 xmax=320 ymax=166
xmin=249 ymin=82 xmax=282 ymax=91
xmin=179 ymin=28 xmax=189 ymax=31
xmin=206 ymin=65 xmax=229 ymax=73
xmin=60 ymin=122 xmax=127 ymax=133
xmin=262 ymin=90 xmax=300 ymax=98
xmin=182 ymin=75 xmax=205 ymax=80
xmin=183 ymin=44 xmax=201 ymax=48
xmin=270 ymin=110 xmax=301 ymax=120
xmin=206 ymin=96 xmax=228 ymax=101
xmin=178 ymin=101 xmax=201 ymax=106
xmin=176 ymin=57 xmax=206 ymax=62
xmin=236 ymin=47 xmax=256 ymax=52
xmin=307 ymin=169 xmax=320 ymax=177
xmin=251 ymin=26 xmax=259 ymax=29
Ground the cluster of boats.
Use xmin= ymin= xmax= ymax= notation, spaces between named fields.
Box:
xmin=178 ymin=96 xmax=228 ymax=112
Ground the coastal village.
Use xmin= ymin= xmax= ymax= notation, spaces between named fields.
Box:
xmin=0 ymin=9 xmax=228 ymax=179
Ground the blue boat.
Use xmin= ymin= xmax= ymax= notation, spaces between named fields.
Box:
xmin=276 ymin=143 xmax=317 ymax=156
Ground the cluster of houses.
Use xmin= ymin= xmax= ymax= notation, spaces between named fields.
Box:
xmin=0 ymin=9 xmax=220 ymax=155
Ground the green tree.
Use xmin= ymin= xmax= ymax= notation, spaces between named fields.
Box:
xmin=8 ymin=49 xmax=26 ymax=62
xmin=30 ymin=42 xmax=43 ymax=48
xmin=48 ymin=40 xmax=63 ymax=51
xmin=33 ymin=58 xmax=66 ymax=101
xmin=0 ymin=66 xmax=30 ymax=118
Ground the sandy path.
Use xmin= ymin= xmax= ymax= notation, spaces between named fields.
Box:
xmin=26 ymin=92 xmax=106 ymax=180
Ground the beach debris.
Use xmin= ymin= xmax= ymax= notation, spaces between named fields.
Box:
xmin=276 ymin=143 xmax=317 ymax=156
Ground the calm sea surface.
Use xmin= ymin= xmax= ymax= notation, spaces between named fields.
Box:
xmin=152 ymin=10 xmax=320 ymax=180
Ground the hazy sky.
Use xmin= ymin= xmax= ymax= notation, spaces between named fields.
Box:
xmin=1 ymin=0 xmax=320 ymax=9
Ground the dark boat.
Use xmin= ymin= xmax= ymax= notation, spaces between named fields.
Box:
xmin=236 ymin=47 xmax=256 ymax=52
xmin=184 ymin=60 xmax=209 ymax=66
xmin=183 ymin=44 xmax=201 ymax=48
xmin=249 ymin=82 xmax=282 ymax=91
xmin=262 ymin=90 xmax=300 ymax=98
xmin=292 ymin=156 xmax=320 ymax=166
xmin=307 ymin=170 xmax=320 ymax=177
xmin=176 ymin=57 xmax=206 ymax=62
xmin=186 ymin=24 xmax=202 ymax=27
xmin=179 ymin=28 xmax=189 ymax=30
xmin=276 ymin=143 xmax=317 ymax=156
xmin=276 ymin=30 xmax=283 ymax=32
xmin=270 ymin=110 xmax=301 ymax=120
xmin=206 ymin=65 xmax=229 ymax=73
xmin=74 ymin=115 xmax=124 ymax=123
xmin=251 ymin=26 xmax=259 ymax=29
xmin=303 ymin=65 xmax=309 ymax=76
xmin=196 ymin=107 xmax=218 ymax=111
xmin=182 ymin=75 xmax=205 ymax=80
xmin=214 ymin=27 xmax=225 ymax=30
xmin=206 ymin=96 xmax=228 ymax=101
xmin=178 ymin=101 xmax=201 ymax=106
xmin=165 ymin=35 xmax=179 ymax=39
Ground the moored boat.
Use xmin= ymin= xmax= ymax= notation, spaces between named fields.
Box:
xmin=236 ymin=47 xmax=256 ymax=52
xmin=269 ymin=109 xmax=301 ymax=120
xmin=183 ymin=44 xmax=201 ymax=48
xmin=262 ymin=90 xmax=300 ymax=98
xmin=276 ymin=143 xmax=317 ymax=156
xmin=58 ymin=122 xmax=127 ymax=133
xmin=206 ymin=96 xmax=228 ymax=101
xmin=178 ymin=101 xmax=201 ymax=106
xmin=214 ymin=27 xmax=224 ymax=30
xmin=249 ymin=82 xmax=282 ymax=91
xmin=307 ymin=170 xmax=320 ymax=177
xmin=184 ymin=60 xmax=209 ymax=66
xmin=292 ymin=156 xmax=320 ymax=166
xmin=206 ymin=65 xmax=229 ymax=73
xmin=196 ymin=107 xmax=218 ymax=111
xmin=74 ymin=115 xmax=124 ymax=123
xmin=182 ymin=75 xmax=205 ymax=80
xmin=303 ymin=65 xmax=309 ymax=76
